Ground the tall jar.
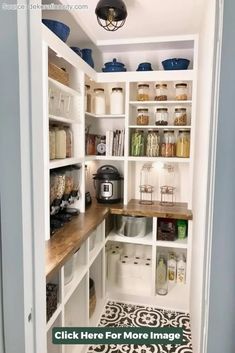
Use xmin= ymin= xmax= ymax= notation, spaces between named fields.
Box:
xmin=94 ymin=88 xmax=106 ymax=115
xmin=49 ymin=126 xmax=56 ymax=160
xmin=155 ymin=84 xmax=168 ymax=101
xmin=155 ymin=108 xmax=168 ymax=126
xmin=64 ymin=126 xmax=73 ymax=158
xmin=85 ymin=85 xmax=92 ymax=113
xmin=137 ymin=108 xmax=149 ymax=125
xmin=55 ymin=126 xmax=66 ymax=159
xmin=156 ymin=254 xmax=168 ymax=295
xmin=176 ymin=130 xmax=190 ymax=158
xmin=110 ymin=87 xmax=124 ymax=115
xmin=161 ymin=130 xmax=176 ymax=157
xmin=175 ymin=83 xmax=188 ymax=100
xmin=174 ymin=108 xmax=187 ymax=126
xmin=146 ymin=130 xmax=160 ymax=157
xmin=131 ymin=129 xmax=145 ymax=156
xmin=137 ymin=84 xmax=150 ymax=101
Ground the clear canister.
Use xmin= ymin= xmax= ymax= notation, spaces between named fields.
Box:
xmin=174 ymin=108 xmax=187 ymax=126
xmin=155 ymin=84 xmax=168 ymax=101
xmin=131 ymin=129 xmax=145 ymax=156
xmin=156 ymin=254 xmax=168 ymax=295
xmin=176 ymin=130 xmax=190 ymax=158
xmin=94 ymin=88 xmax=106 ymax=115
xmin=146 ymin=130 xmax=160 ymax=157
xmin=155 ymin=108 xmax=168 ymax=126
xmin=137 ymin=108 xmax=149 ymax=125
xmin=85 ymin=84 xmax=92 ymax=113
xmin=55 ymin=126 xmax=66 ymax=159
xmin=175 ymin=83 xmax=188 ymax=100
xmin=64 ymin=126 xmax=73 ymax=158
xmin=110 ymin=87 xmax=124 ymax=115
xmin=49 ymin=127 xmax=56 ymax=160
xmin=161 ymin=130 xmax=176 ymax=157
xmin=137 ymin=84 xmax=150 ymax=101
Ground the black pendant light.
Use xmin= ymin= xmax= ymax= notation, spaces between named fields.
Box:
xmin=95 ymin=0 xmax=128 ymax=32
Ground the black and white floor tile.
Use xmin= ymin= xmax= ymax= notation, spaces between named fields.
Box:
xmin=87 ymin=301 xmax=192 ymax=353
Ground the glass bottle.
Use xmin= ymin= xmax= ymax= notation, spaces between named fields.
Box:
xmin=176 ymin=130 xmax=190 ymax=158
xmin=110 ymin=87 xmax=124 ymax=115
xmin=175 ymin=83 xmax=188 ymax=100
xmin=155 ymin=84 xmax=168 ymax=101
xmin=137 ymin=84 xmax=150 ymax=101
xmin=139 ymin=163 xmax=154 ymax=205
xmin=94 ymin=88 xmax=106 ymax=115
xmin=137 ymin=108 xmax=149 ymax=125
xmin=55 ymin=126 xmax=66 ymax=159
xmin=161 ymin=130 xmax=176 ymax=157
xmin=177 ymin=254 xmax=186 ymax=284
xmin=146 ymin=130 xmax=160 ymax=157
xmin=155 ymin=108 xmax=168 ymax=126
xmin=156 ymin=254 xmax=168 ymax=295
xmin=168 ymin=252 xmax=177 ymax=283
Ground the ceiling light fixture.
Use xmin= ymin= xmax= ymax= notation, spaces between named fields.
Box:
xmin=95 ymin=0 xmax=128 ymax=32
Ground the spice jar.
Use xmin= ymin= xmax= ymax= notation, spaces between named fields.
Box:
xmin=155 ymin=108 xmax=168 ymax=126
xmin=176 ymin=130 xmax=190 ymax=158
xmin=110 ymin=87 xmax=124 ymax=115
xmin=155 ymin=84 xmax=168 ymax=101
xmin=49 ymin=127 xmax=56 ymax=160
xmin=85 ymin=85 xmax=92 ymax=113
xmin=94 ymin=88 xmax=106 ymax=115
xmin=161 ymin=130 xmax=176 ymax=157
xmin=137 ymin=108 xmax=149 ymax=125
xmin=174 ymin=108 xmax=187 ymax=126
xmin=146 ymin=130 xmax=160 ymax=157
xmin=131 ymin=129 xmax=145 ymax=156
xmin=55 ymin=126 xmax=66 ymax=159
xmin=64 ymin=126 xmax=73 ymax=158
xmin=137 ymin=84 xmax=150 ymax=101
xmin=175 ymin=83 xmax=188 ymax=100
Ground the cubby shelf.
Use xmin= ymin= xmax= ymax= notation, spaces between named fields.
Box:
xmin=156 ymin=239 xmax=188 ymax=249
xmin=129 ymin=100 xmax=192 ymax=106
xmin=48 ymin=77 xmax=80 ymax=96
xmin=49 ymin=115 xmax=80 ymax=125
xmin=107 ymin=231 xmax=153 ymax=245
xmin=85 ymin=112 xmax=125 ymax=119
xmin=49 ymin=158 xmax=82 ymax=169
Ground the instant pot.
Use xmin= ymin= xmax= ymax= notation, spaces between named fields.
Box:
xmin=93 ymin=165 xmax=123 ymax=203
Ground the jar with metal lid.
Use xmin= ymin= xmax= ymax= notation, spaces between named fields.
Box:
xmin=85 ymin=84 xmax=91 ymax=113
xmin=49 ymin=127 xmax=56 ymax=160
xmin=175 ymin=83 xmax=188 ymax=100
xmin=155 ymin=108 xmax=168 ymax=126
xmin=94 ymin=88 xmax=106 ymax=115
xmin=174 ymin=108 xmax=187 ymax=126
xmin=146 ymin=130 xmax=160 ymax=157
xmin=155 ymin=84 xmax=168 ymax=101
xmin=55 ymin=126 xmax=66 ymax=159
xmin=161 ymin=130 xmax=176 ymax=157
xmin=137 ymin=84 xmax=150 ymax=101
xmin=176 ymin=130 xmax=190 ymax=158
xmin=131 ymin=129 xmax=145 ymax=156
xmin=137 ymin=108 xmax=149 ymax=125
xmin=110 ymin=87 xmax=124 ymax=115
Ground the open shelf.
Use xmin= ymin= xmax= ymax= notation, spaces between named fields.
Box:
xmin=49 ymin=157 xmax=82 ymax=169
xmin=156 ymin=238 xmax=188 ymax=249
xmin=155 ymin=283 xmax=188 ymax=312
xmin=85 ymin=155 xmax=125 ymax=161
xmin=128 ymin=156 xmax=191 ymax=163
xmin=48 ymin=77 xmax=80 ymax=96
xmin=129 ymin=125 xmax=191 ymax=129
xmin=107 ymin=231 xmax=153 ymax=245
xmin=85 ymin=112 xmax=125 ymax=119
xmin=49 ymin=115 xmax=80 ymax=125
xmin=129 ymin=100 xmax=192 ymax=106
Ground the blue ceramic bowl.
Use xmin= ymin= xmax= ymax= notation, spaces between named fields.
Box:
xmin=42 ymin=19 xmax=70 ymax=42
xmin=162 ymin=58 xmax=190 ymax=70
xmin=136 ymin=62 xmax=153 ymax=71
xmin=102 ymin=58 xmax=126 ymax=72
xmin=70 ymin=47 xmax=82 ymax=57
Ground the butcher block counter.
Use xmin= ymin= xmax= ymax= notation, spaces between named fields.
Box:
xmin=46 ymin=199 xmax=193 ymax=279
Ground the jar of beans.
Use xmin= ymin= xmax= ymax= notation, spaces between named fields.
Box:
xmin=161 ymin=130 xmax=176 ymax=157
xmin=137 ymin=108 xmax=149 ymax=125
xmin=137 ymin=84 xmax=150 ymax=101
xmin=174 ymin=108 xmax=187 ymax=126
xmin=155 ymin=84 xmax=168 ymax=101
xmin=155 ymin=108 xmax=168 ymax=126
xmin=175 ymin=83 xmax=188 ymax=100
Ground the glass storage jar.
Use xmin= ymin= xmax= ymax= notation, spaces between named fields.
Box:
xmin=49 ymin=126 xmax=56 ymax=160
xmin=55 ymin=126 xmax=66 ymax=159
xmin=146 ymin=130 xmax=160 ymax=157
xmin=155 ymin=84 xmax=168 ymax=101
xmin=131 ymin=129 xmax=145 ymax=156
xmin=94 ymin=88 xmax=106 ymax=115
xmin=155 ymin=108 xmax=168 ymax=126
xmin=64 ymin=126 xmax=73 ymax=158
xmin=110 ymin=87 xmax=124 ymax=115
xmin=174 ymin=108 xmax=187 ymax=126
xmin=175 ymin=83 xmax=188 ymax=100
xmin=139 ymin=163 xmax=154 ymax=205
xmin=137 ymin=84 xmax=150 ymax=101
xmin=156 ymin=253 xmax=168 ymax=295
xmin=161 ymin=130 xmax=176 ymax=157
xmin=85 ymin=84 xmax=92 ymax=113
xmin=136 ymin=108 xmax=149 ymax=125
xmin=176 ymin=130 xmax=190 ymax=157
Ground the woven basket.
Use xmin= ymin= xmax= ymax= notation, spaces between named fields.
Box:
xmin=89 ymin=278 xmax=96 ymax=318
xmin=48 ymin=62 xmax=69 ymax=86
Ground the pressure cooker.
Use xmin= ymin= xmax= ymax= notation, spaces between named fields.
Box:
xmin=93 ymin=165 xmax=123 ymax=203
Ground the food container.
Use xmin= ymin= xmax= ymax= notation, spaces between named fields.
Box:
xmin=162 ymin=58 xmax=190 ymax=70
xmin=176 ymin=130 xmax=190 ymax=157
xmin=49 ymin=127 xmax=56 ymax=160
xmin=116 ymin=215 xmax=147 ymax=237
xmin=146 ymin=130 xmax=160 ymax=157
xmin=137 ymin=84 xmax=150 ymax=101
xmin=161 ymin=130 xmax=176 ymax=157
xmin=131 ymin=129 xmax=145 ymax=156
xmin=155 ymin=108 xmax=168 ymax=126
xmin=174 ymin=108 xmax=187 ymax=126
xmin=55 ymin=126 xmax=66 ymax=159
xmin=136 ymin=62 xmax=153 ymax=71
xmin=155 ymin=84 xmax=168 ymax=101
xmin=94 ymin=88 xmax=106 ymax=115
xmin=157 ymin=218 xmax=176 ymax=241
xmin=110 ymin=87 xmax=124 ymax=115
xmin=175 ymin=83 xmax=188 ymax=100
xmin=136 ymin=108 xmax=149 ymax=125
xmin=42 ymin=19 xmax=70 ymax=42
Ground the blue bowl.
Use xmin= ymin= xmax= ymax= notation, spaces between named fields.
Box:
xmin=136 ymin=62 xmax=153 ymax=71
xmin=102 ymin=58 xmax=127 ymax=72
xmin=70 ymin=47 xmax=82 ymax=57
xmin=42 ymin=19 xmax=70 ymax=42
xmin=162 ymin=58 xmax=190 ymax=70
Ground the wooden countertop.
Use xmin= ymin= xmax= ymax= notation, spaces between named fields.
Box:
xmin=46 ymin=199 xmax=192 ymax=280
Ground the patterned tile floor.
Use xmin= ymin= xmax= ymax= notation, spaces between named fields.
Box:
xmin=87 ymin=301 xmax=193 ymax=353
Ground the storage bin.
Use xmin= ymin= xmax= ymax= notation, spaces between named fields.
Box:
xmin=48 ymin=62 xmax=69 ymax=86
xmin=116 ymin=215 xmax=147 ymax=237
xmin=157 ymin=218 xmax=176 ymax=241
xmin=46 ymin=283 xmax=58 ymax=322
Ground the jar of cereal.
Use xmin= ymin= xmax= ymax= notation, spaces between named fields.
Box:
xmin=137 ymin=84 xmax=150 ymax=101
xmin=176 ymin=130 xmax=190 ymax=158
xmin=174 ymin=108 xmax=187 ymax=126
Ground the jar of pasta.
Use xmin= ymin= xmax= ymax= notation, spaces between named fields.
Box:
xmin=137 ymin=108 xmax=149 ymax=125
xmin=161 ymin=130 xmax=176 ymax=157
xmin=174 ymin=108 xmax=187 ymax=126
xmin=176 ymin=130 xmax=190 ymax=158
xmin=131 ymin=129 xmax=145 ymax=156
xmin=137 ymin=84 xmax=150 ymax=101
xmin=146 ymin=130 xmax=160 ymax=157
xmin=155 ymin=84 xmax=168 ymax=101
xmin=175 ymin=83 xmax=188 ymax=100
xmin=155 ymin=108 xmax=168 ymax=126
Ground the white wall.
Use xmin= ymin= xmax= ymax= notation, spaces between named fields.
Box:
xmin=190 ymin=1 xmax=216 ymax=352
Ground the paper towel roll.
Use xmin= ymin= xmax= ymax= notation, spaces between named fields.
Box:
xmin=107 ymin=250 xmax=121 ymax=285
xmin=123 ymin=243 xmax=135 ymax=256
xmin=143 ymin=246 xmax=152 ymax=259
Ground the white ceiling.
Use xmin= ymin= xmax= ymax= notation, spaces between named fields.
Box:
xmin=43 ymin=0 xmax=206 ymax=46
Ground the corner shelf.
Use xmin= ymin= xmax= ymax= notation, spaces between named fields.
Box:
xmin=107 ymin=231 xmax=153 ymax=246
xmin=49 ymin=158 xmax=82 ymax=169
xmin=48 ymin=77 xmax=80 ymax=96
xmin=85 ymin=112 xmax=125 ymax=119
xmin=49 ymin=115 xmax=80 ymax=125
